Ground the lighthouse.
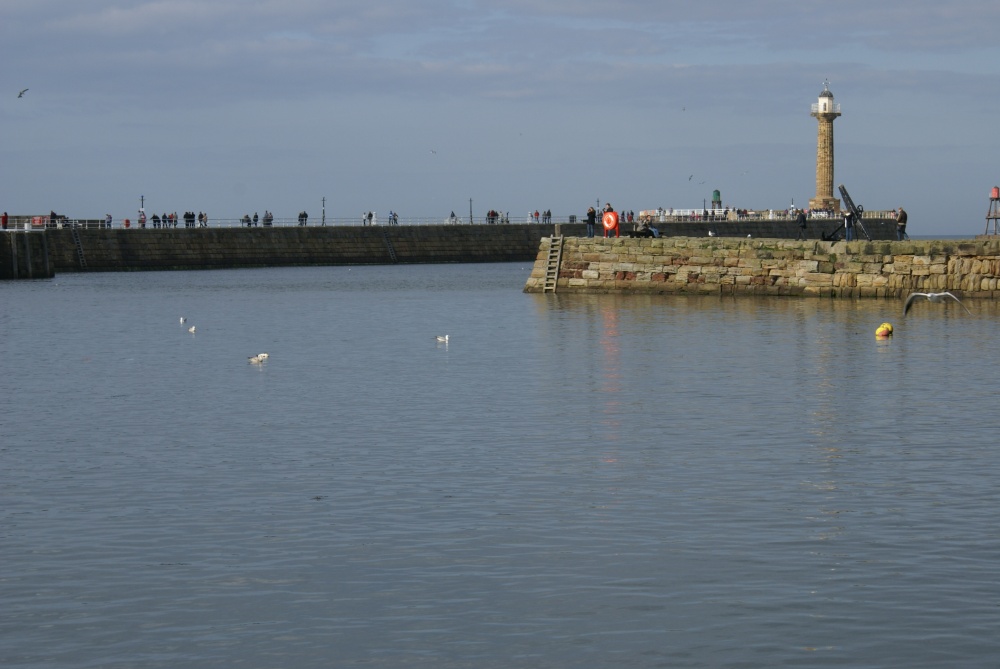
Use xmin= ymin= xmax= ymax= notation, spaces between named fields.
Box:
xmin=808 ymin=82 xmax=842 ymax=213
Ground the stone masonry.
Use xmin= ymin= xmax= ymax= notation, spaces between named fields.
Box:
xmin=524 ymin=236 xmax=1000 ymax=299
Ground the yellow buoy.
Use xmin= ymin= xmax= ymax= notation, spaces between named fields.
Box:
xmin=875 ymin=322 xmax=893 ymax=338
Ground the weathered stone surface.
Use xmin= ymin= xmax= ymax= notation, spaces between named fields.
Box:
xmin=524 ymin=236 xmax=1000 ymax=300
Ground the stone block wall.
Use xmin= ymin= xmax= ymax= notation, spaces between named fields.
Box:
xmin=0 ymin=231 xmax=54 ymax=279
xmin=41 ymin=225 xmax=554 ymax=273
xmin=524 ymin=236 xmax=1000 ymax=299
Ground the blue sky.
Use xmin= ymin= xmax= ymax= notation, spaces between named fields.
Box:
xmin=3 ymin=0 xmax=1000 ymax=233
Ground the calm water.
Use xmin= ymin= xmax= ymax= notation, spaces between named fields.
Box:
xmin=2 ymin=264 xmax=998 ymax=669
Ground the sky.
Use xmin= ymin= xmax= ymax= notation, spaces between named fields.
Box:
xmin=3 ymin=0 xmax=1000 ymax=233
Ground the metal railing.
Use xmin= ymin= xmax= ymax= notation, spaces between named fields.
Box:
xmin=2 ymin=209 xmax=898 ymax=232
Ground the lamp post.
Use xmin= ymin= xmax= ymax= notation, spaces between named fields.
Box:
xmin=322 ymin=197 xmax=326 ymax=226
xmin=469 ymin=198 xmax=473 ymax=225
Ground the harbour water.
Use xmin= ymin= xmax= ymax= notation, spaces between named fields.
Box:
xmin=2 ymin=263 xmax=998 ymax=668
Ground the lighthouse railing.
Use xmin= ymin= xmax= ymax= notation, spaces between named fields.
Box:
xmin=811 ymin=102 xmax=841 ymax=114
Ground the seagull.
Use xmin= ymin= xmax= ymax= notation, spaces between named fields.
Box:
xmin=17 ymin=88 xmax=28 ymax=98
xmin=179 ymin=316 xmax=186 ymax=324
xmin=257 ymin=352 xmax=269 ymax=359
xmin=903 ymin=291 xmax=972 ymax=316
xmin=688 ymin=175 xmax=693 ymax=181
xmin=248 ymin=355 xmax=263 ymax=364
xmin=436 ymin=335 xmax=449 ymax=343
xmin=188 ymin=326 xmax=196 ymax=333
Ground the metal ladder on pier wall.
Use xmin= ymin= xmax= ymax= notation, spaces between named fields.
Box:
xmin=542 ymin=236 xmax=563 ymax=293
xmin=380 ymin=228 xmax=398 ymax=263
xmin=70 ymin=225 xmax=88 ymax=269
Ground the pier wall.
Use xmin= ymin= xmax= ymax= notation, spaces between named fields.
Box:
xmin=524 ymin=236 xmax=1000 ymax=299
xmin=32 ymin=225 xmax=555 ymax=273
xmin=0 ymin=216 xmax=916 ymax=280
xmin=0 ymin=231 xmax=54 ymax=279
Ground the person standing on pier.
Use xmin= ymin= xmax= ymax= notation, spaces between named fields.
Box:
xmin=795 ymin=209 xmax=807 ymax=240
xmin=844 ymin=210 xmax=855 ymax=241
xmin=586 ymin=206 xmax=596 ymax=237
xmin=896 ymin=206 xmax=908 ymax=240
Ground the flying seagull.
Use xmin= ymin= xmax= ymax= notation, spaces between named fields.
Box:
xmin=903 ymin=291 xmax=972 ymax=316
xmin=17 ymin=88 xmax=28 ymax=98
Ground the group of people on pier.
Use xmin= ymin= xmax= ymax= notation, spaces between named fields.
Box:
xmin=131 ymin=210 xmax=208 ymax=228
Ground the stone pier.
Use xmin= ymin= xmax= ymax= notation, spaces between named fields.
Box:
xmin=524 ymin=236 xmax=1000 ymax=299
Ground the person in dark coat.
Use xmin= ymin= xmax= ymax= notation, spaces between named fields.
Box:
xmin=795 ymin=210 xmax=807 ymax=240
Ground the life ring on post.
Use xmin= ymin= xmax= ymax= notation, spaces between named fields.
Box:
xmin=602 ymin=211 xmax=619 ymax=230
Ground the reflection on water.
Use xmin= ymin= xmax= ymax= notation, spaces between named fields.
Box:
xmin=2 ymin=265 xmax=999 ymax=669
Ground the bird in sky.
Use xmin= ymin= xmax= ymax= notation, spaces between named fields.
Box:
xmin=17 ymin=88 xmax=28 ymax=98
xmin=688 ymin=175 xmax=693 ymax=181
xmin=903 ymin=291 xmax=972 ymax=316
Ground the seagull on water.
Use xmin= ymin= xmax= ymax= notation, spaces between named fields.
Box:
xmin=248 ymin=355 xmax=264 ymax=364
xmin=257 ymin=352 xmax=269 ymax=359
xmin=188 ymin=325 xmax=196 ymax=333
xmin=903 ymin=291 xmax=972 ymax=316
xmin=179 ymin=316 xmax=186 ymax=324
xmin=436 ymin=335 xmax=449 ymax=343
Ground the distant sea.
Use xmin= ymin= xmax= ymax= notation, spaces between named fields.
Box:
xmin=2 ymin=263 xmax=998 ymax=668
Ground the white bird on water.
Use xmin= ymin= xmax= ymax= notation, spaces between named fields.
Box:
xmin=436 ymin=335 xmax=449 ymax=343
xmin=188 ymin=326 xmax=196 ymax=333
xmin=903 ymin=291 xmax=972 ymax=316
xmin=248 ymin=355 xmax=263 ymax=364
xmin=179 ymin=316 xmax=186 ymax=324
xmin=257 ymin=352 xmax=269 ymax=359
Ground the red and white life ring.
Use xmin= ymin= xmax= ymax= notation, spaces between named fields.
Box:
xmin=602 ymin=211 xmax=619 ymax=230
